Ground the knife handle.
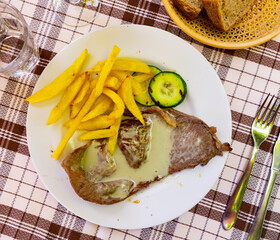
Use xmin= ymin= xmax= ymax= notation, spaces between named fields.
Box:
xmin=248 ymin=169 xmax=278 ymax=240
xmin=222 ymin=146 xmax=258 ymax=230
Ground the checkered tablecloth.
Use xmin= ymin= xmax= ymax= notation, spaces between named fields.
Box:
xmin=1 ymin=0 xmax=280 ymax=239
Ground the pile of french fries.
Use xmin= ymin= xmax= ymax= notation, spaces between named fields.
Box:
xmin=26 ymin=45 xmax=155 ymax=160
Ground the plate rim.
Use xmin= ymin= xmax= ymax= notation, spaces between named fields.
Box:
xmin=26 ymin=24 xmax=232 ymax=229
xmin=162 ymin=0 xmax=280 ymax=49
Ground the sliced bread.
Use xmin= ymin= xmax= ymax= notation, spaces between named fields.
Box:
xmin=202 ymin=0 xmax=256 ymax=31
xmin=173 ymin=0 xmax=203 ymax=19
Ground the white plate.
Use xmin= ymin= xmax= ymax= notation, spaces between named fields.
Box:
xmin=26 ymin=24 xmax=232 ymax=229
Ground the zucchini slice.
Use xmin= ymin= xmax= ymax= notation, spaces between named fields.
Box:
xmin=148 ymin=71 xmax=187 ymax=108
xmin=148 ymin=65 xmax=161 ymax=75
xmin=134 ymin=65 xmax=161 ymax=106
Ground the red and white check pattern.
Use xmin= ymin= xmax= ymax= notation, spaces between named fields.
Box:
xmin=0 ymin=0 xmax=280 ymax=239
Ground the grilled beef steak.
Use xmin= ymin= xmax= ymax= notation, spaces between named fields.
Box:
xmin=62 ymin=106 xmax=231 ymax=204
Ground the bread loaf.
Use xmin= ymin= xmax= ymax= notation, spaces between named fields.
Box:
xmin=173 ymin=0 xmax=203 ymax=19
xmin=202 ymin=0 xmax=256 ymax=31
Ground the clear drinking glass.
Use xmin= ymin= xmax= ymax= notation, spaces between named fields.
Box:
xmin=0 ymin=0 xmax=39 ymax=76
xmin=53 ymin=0 xmax=101 ymax=27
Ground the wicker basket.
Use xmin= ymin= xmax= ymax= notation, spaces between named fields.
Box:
xmin=162 ymin=0 xmax=280 ymax=49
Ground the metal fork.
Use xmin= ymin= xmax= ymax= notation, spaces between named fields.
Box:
xmin=248 ymin=132 xmax=280 ymax=239
xmin=222 ymin=94 xmax=280 ymax=230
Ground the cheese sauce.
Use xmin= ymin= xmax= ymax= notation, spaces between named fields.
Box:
xmin=80 ymin=114 xmax=174 ymax=184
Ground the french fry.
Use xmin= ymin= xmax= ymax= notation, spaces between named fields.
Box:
xmin=89 ymin=58 xmax=151 ymax=73
xmin=104 ymin=76 xmax=121 ymax=90
xmin=52 ymin=87 xmax=98 ymax=160
xmin=90 ymin=75 xmax=99 ymax=88
xmin=112 ymin=71 xmax=144 ymax=94
xmin=73 ymin=77 xmax=90 ymax=104
xmin=103 ymin=88 xmax=124 ymax=108
xmin=95 ymin=45 xmax=120 ymax=97
xmin=47 ymin=72 xmax=87 ymax=125
xmin=79 ymin=129 xmax=117 ymax=141
xmin=64 ymin=115 xmax=115 ymax=130
xmin=110 ymin=70 xmax=129 ymax=81
xmin=107 ymin=117 xmax=122 ymax=155
xmin=26 ymin=49 xmax=88 ymax=103
xmin=82 ymin=94 xmax=112 ymax=122
xmin=70 ymin=87 xmax=91 ymax=119
xmin=103 ymin=88 xmax=125 ymax=120
xmin=133 ymin=73 xmax=155 ymax=83
xmin=131 ymin=79 xmax=143 ymax=96
xmin=108 ymin=105 xmax=123 ymax=121
xmin=90 ymin=61 xmax=103 ymax=72
xmin=119 ymin=75 xmax=145 ymax=125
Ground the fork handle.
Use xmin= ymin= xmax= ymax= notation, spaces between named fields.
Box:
xmin=248 ymin=169 xmax=279 ymax=240
xmin=222 ymin=146 xmax=259 ymax=230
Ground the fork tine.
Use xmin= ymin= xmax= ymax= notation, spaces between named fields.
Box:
xmin=263 ymin=96 xmax=277 ymax=127
xmin=258 ymin=94 xmax=272 ymax=124
xmin=255 ymin=94 xmax=270 ymax=124
xmin=269 ymin=99 xmax=280 ymax=127
xmin=259 ymin=95 xmax=274 ymax=125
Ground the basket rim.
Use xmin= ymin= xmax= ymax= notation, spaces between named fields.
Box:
xmin=162 ymin=0 xmax=280 ymax=49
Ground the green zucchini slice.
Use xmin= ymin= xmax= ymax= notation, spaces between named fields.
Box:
xmin=148 ymin=65 xmax=161 ymax=75
xmin=148 ymin=71 xmax=187 ymax=108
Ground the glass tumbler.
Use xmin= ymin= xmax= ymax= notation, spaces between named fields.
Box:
xmin=0 ymin=0 xmax=39 ymax=76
